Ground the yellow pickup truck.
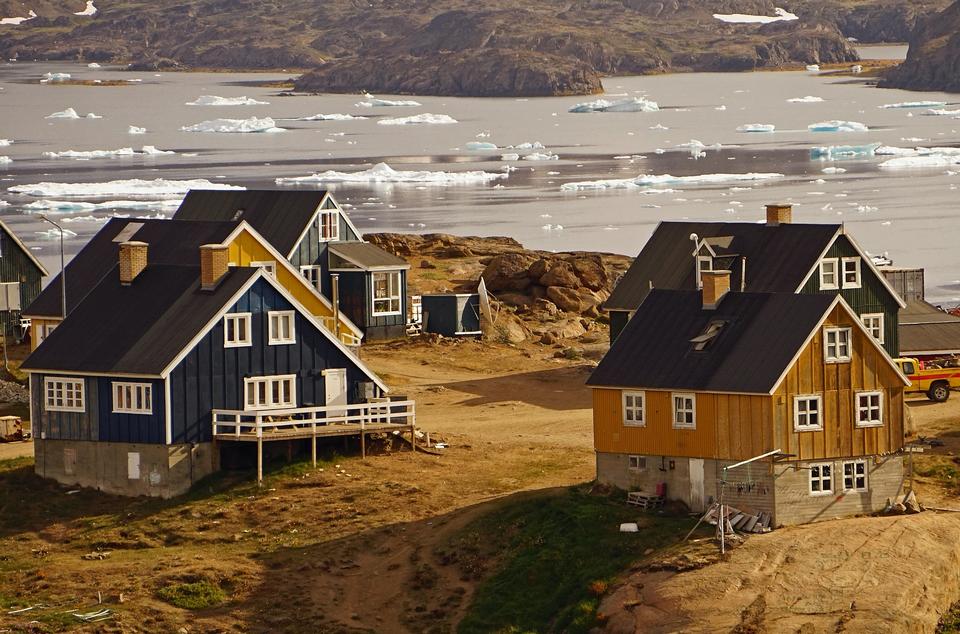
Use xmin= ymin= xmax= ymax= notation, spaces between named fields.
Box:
xmin=895 ymin=357 xmax=960 ymax=402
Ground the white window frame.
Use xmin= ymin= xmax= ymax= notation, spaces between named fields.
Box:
xmin=300 ymin=265 xmax=323 ymax=292
xmin=842 ymin=459 xmax=868 ymax=492
xmin=622 ymin=391 xmax=645 ymax=427
xmin=223 ymin=312 xmax=252 ymax=348
xmin=695 ymin=255 xmax=713 ymax=289
xmin=44 ymin=377 xmax=85 ymax=413
xmin=628 ymin=455 xmax=647 ymax=471
xmin=318 ymin=209 xmax=340 ymax=242
xmin=793 ymin=394 xmax=823 ymax=432
xmin=861 ymin=313 xmax=884 ymax=344
xmin=372 ymin=271 xmax=402 ymax=316
xmin=268 ymin=310 xmax=296 ymax=345
xmin=36 ymin=321 xmax=58 ymax=345
xmin=112 ymin=382 xmax=153 ymax=415
xmin=809 ymin=462 xmax=834 ymax=496
xmin=819 ymin=258 xmax=839 ymax=290
xmin=841 ymin=257 xmax=861 ymax=289
xmin=855 ymin=391 xmax=884 ymax=428
xmin=672 ymin=393 xmax=696 ymax=429
xmin=824 ymin=327 xmax=851 ymax=363
xmin=244 ymin=374 xmax=297 ymax=411
xmin=250 ymin=261 xmax=276 ymax=278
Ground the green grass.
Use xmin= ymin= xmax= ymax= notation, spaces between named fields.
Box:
xmin=938 ymin=602 xmax=960 ymax=632
xmin=914 ymin=456 xmax=960 ymax=494
xmin=445 ymin=486 xmax=696 ymax=634
xmin=156 ymin=581 xmax=227 ymax=609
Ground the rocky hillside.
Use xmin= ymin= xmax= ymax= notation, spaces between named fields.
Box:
xmin=880 ymin=0 xmax=960 ymax=92
xmin=0 ymin=0 xmax=947 ymax=97
xmin=366 ymin=233 xmax=632 ymax=346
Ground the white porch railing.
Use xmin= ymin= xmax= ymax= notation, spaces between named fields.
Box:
xmin=319 ymin=316 xmax=363 ymax=347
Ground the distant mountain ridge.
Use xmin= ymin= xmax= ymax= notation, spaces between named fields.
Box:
xmin=0 ymin=0 xmax=950 ymax=96
xmin=881 ymin=0 xmax=960 ymax=92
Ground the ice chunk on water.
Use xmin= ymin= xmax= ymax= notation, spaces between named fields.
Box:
xmin=923 ymin=108 xmax=960 ymax=117
xmin=87 ymin=62 xmax=101 ymax=69
xmin=128 ymin=126 xmax=146 ymax=134
xmin=821 ymin=167 xmax=846 ymax=174
xmin=294 ymin=113 xmax=367 ymax=121
xmin=377 ymin=113 xmax=457 ymax=126
xmin=355 ymin=93 xmax=422 ymax=108
xmin=879 ymin=101 xmax=946 ymax=109
xmin=810 ymin=143 xmax=881 ymax=160
xmin=850 ymin=65 xmax=863 ymax=74
xmin=23 ymin=199 xmax=182 ymax=212
xmin=507 ymin=142 xmax=545 ymax=150
xmin=500 ymin=153 xmax=520 ymax=161
xmin=186 ymin=95 xmax=269 ymax=106
xmin=560 ymin=172 xmax=782 ymax=191
xmin=713 ymin=8 xmax=798 ymax=23
xmin=568 ymin=97 xmax=659 ymax=113
xmin=0 ymin=156 xmax=11 ymax=165
xmin=86 ymin=112 xmax=102 ymax=119
xmin=74 ymin=1 xmax=97 ymax=16
xmin=41 ymin=146 xmax=175 ymax=159
xmin=46 ymin=108 xmax=81 ymax=119
xmin=9 ymin=178 xmax=244 ymax=198
xmin=806 ymin=64 xmax=820 ymax=72
xmin=41 ymin=72 xmax=71 ymax=84
xmin=465 ymin=141 xmax=498 ymax=151
xmin=787 ymin=96 xmax=824 ymax=103
xmin=181 ymin=117 xmax=285 ymax=133
xmin=275 ymin=162 xmax=507 ymax=186
xmin=0 ymin=139 xmax=10 ymax=146
xmin=522 ymin=152 xmax=559 ymax=161
xmin=736 ymin=123 xmax=775 ymax=133
xmin=36 ymin=228 xmax=78 ymax=240
xmin=1 ymin=10 xmax=36 ymax=25
xmin=808 ymin=121 xmax=868 ymax=132
xmin=880 ymin=155 xmax=960 ymax=169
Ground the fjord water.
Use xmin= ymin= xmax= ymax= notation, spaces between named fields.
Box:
xmin=2 ymin=54 xmax=959 ymax=301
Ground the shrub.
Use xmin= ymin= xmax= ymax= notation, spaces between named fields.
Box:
xmin=157 ymin=580 xmax=226 ymax=609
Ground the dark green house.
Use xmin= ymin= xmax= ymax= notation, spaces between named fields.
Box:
xmin=0 ymin=219 xmax=48 ymax=342
xmin=603 ymin=204 xmax=905 ymax=357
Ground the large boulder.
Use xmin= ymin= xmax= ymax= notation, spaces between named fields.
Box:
xmin=547 ymin=286 xmax=584 ymax=313
xmin=571 ymin=256 xmax=608 ymax=291
xmin=539 ymin=261 xmax=580 ymax=288
xmin=482 ymin=253 xmax=536 ymax=292
xmin=490 ymin=311 xmax=528 ymax=344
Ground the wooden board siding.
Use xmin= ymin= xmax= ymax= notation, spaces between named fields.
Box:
xmin=335 ymin=269 xmax=407 ymax=339
xmin=95 ymin=378 xmax=166 ymax=444
xmin=31 ymin=374 xmax=99 ymax=441
xmin=0 ymin=223 xmax=44 ymax=313
xmin=800 ymin=235 xmax=900 ymax=356
xmin=169 ymin=277 xmax=373 ymax=445
xmin=772 ymin=305 xmax=905 ymax=461
xmin=30 ymin=317 xmax=60 ymax=351
xmin=287 ymin=199 xmax=361 ymax=270
xmin=592 ymin=388 xmax=773 ymax=461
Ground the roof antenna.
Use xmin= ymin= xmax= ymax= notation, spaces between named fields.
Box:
xmin=689 ymin=232 xmax=700 ymax=255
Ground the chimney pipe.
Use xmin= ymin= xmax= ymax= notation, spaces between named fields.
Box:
xmin=331 ymin=273 xmax=341 ymax=339
xmin=766 ymin=203 xmax=792 ymax=226
xmin=200 ymin=244 xmax=230 ymax=290
xmin=119 ymin=241 xmax=148 ymax=285
xmin=702 ymin=270 xmax=731 ymax=309
xmin=740 ymin=257 xmax=746 ymax=293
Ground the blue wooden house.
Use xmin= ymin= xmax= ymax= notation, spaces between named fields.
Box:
xmin=22 ymin=240 xmax=413 ymax=497
xmin=173 ymin=190 xmax=411 ymax=340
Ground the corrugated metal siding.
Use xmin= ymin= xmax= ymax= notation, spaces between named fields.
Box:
xmin=800 ymin=235 xmax=900 ymax=356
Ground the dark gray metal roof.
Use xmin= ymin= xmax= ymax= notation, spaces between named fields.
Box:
xmin=173 ymin=189 xmax=329 ymax=255
xmin=588 ymin=290 xmax=836 ymax=393
xmin=901 ymin=299 xmax=960 ymax=324
xmin=25 ymin=218 xmax=239 ymax=318
xmin=605 ymin=222 xmax=842 ymax=311
xmin=899 ymin=300 xmax=960 ymax=355
xmin=328 ymin=241 xmax=410 ymax=270
xmin=22 ymin=265 xmax=258 ymax=375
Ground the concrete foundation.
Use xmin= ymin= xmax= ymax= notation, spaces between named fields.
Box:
xmin=34 ymin=438 xmax=216 ymax=498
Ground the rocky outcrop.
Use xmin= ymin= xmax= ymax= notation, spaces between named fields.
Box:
xmin=880 ymin=0 xmax=960 ymax=92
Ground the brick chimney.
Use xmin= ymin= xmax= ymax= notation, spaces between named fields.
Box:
xmin=119 ymin=241 xmax=148 ymax=285
xmin=200 ymin=244 xmax=230 ymax=290
xmin=702 ymin=270 xmax=731 ymax=309
xmin=766 ymin=203 xmax=792 ymax=226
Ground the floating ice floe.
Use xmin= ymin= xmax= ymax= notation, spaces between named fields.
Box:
xmin=275 ymin=162 xmax=507 ymax=186
xmin=355 ymin=94 xmax=422 ymax=108
xmin=808 ymin=120 xmax=868 ymax=132
xmin=649 ymin=123 xmax=669 ymax=130
xmin=181 ymin=117 xmax=284 ymax=133
xmin=875 ymin=146 xmax=960 ymax=157
xmin=821 ymin=167 xmax=846 ymax=174
xmin=736 ymin=123 xmax=775 ymax=133
xmin=23 ymin=198 xmax=182 ymax=212
xmin=0 ymin=139 xmax=10 ymax=146
xmin=41 ymin=72 xmax=71 ymax=84
xmin=568 ymin=97 xmax=659 ymax=113
xmin=74 ymin=1 xmax=97 ymax=16
xmin=560 ymin=172 xmax=782 ymax=191
xmin=523 ymin=152 xmax=559 ymax=161
xmin=880 ymin=155 xmax=960 ymax=169
xmin=713 ymin=7 xmax=798 ymax=24
xmin=87 ymin=62 xmax=101 ymax=69
xmin=0 ymin=156 xmax=11 ymax=165
xmin=1 ymin=10 xmax=36 ymax=25
xmin=810 ymin=143 xmax=881 ymax=160
xmin=879 ymin=101 xmax=946 ymax=109
xmin=806 ymin=64 xmax=820 ymax=72
xmin=787 ymin=96 xmax=824 ymax=103
xmin=128 ymin=125 xmax=146 ymax=135
xmin=37 ymin=228 xmax=78 ymax=240
xmin=677 ymin=140 xmax=722 ymax=159
xmin=850 ymin=65 xmax=863 ymax=74
xmin=41 ymin=146 xmax=175 ymax=159
xmin=923 ymin=108 xmax=960 ymax=117
xmin=186 ymin=95 xmax=269 ymax=106
xmin=465 ymin=141 xmax=498 ymax=151
xmin=508 ymin=142 xmax=545 ymax=150
xmin=294 ymin=113 xmax=367 ymax=121
xmin=9 ymin=178 xmax=244 ymax=198
xmin=46 ymin=108 xmax=81 ymax=119
xmin=500 ymin=153 xmax=521 ymax=161
xmin=377 ymin=114 xmax=457 ymax=126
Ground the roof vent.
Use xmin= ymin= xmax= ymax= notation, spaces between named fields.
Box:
xmin=691 ymin=320 xmax=727 ymax=351
xmin=232 ymin=208 xmax=245 ymax=221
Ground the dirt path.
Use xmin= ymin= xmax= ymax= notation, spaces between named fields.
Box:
xmin=0 ymin=440 xmax=32 ymax=461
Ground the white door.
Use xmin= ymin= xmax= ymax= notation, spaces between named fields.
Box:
xmin=689 ymin=458 xmax=705 ymax=512
xmin=324 ymin=369 xmax=348 ymax=417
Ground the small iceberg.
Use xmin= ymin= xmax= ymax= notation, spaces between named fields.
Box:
xmin=128 ymin=125 xmax=146 ymax=134
xmin=810 ymin=143 xmax=881 ymax=160
xmin=879 ymin=101 xmax=946 ymax=109
xmin=850 ymin=65 xmax=863 ymax=74
xmin=9 ymin=178 xmax=244 ymax=198
xmin=85 ymin=112 xmax=103 ymax=119
xmin=560 ymin=172 xmax=782 ymax=191
xmin=822 ymin=167 xmax=846 ymax=174
xmin=355 ymin=94 xmax=422 ymax=108
xmin=74 ymin=1 xmax=97 ymax=16
xmin=522 ymin=152 xmax=559 ymax=161
xmin=377 ymin=114 xmax=457 ymax=126
xmin=41 ymin=72 xmax=72 ymax=84
xmin=806 ymin=64 xmax=820 ymax=72
xmin=87 ymin=62 xmax=101 ymax=69
xmin=808 ymin=120 xmax=868 ymax=132
xmin=23 ymin=199 xmax=182 ymax=213
xmin=186 ymin=95 xmax=270 ymax=106
xmin=294 ymin=113 xmax=367 ymax=121
xmin=508 ymin=141 xmax=545 ymax=150
xmin=500 ymin=153 xmax=520 ymax=161
xmin=46 ymin=108 xmax=81 ymax=119
xmin=787 ymin=96 xmax=824 ymax=103
xmin=713 ymin=8 xmax=798 ymax=24
xmin=42 ymin=146 xmax=174 ymax=159
xmin=275 ymin=162 xmax=507 ymax=186
xmin=880 ymin=155 xmax=960 ymax=169
xmin=0 ymin=139 xmax=11 ymax=146
xmin=465 ymin=141 xmax=498 ymax=151
xmin=0 ymin=10 xmax=36 ymax=25
xmin=181 ymin=117 xmax=285 ymax=133
xmin=736 ymin=123 xmax=775 ymax=133
xmin=36 ymin=228 xmax=78 ymax=240
xmin=568 ymin=97 xmax=659 ymax=113
xmin=0 ymin=156 xmax=11 ymax=165
xmin=923 ymin=108 xmax=960 ymax=117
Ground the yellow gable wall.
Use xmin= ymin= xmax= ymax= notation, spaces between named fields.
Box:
xmin=227 ymin=230 xmax=362 ymax=344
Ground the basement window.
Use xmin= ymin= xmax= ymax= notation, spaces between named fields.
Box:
xmin=224 ymin=313 xmax=252 ymax=348
xmin=628 ymin=455 xmax=647 ymax=471
xmin=672 ymin=393 xmax=696 ymax=430
xmin=819 ymin=258 xmax=839 ymax=291
xmin=690 ymin=320 xmax=726 ymax=351
xmin=793 ymin=395 xmax=823 ymax=432
xmin=809 ymin=463 xmax=833 ymax=496
xmin=622 ymin=391 xmax=645 ymax=427
xmin=842 ymin=460 xmax=868 ymax=492
xmin=824 ymin=327 xmax=851 ymax=363
xmin=856 ymin=391 xmax=883 ymax=427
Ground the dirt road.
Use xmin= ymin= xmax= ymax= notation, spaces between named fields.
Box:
xmin=0 ymin=440 xmax=32 ymax=460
